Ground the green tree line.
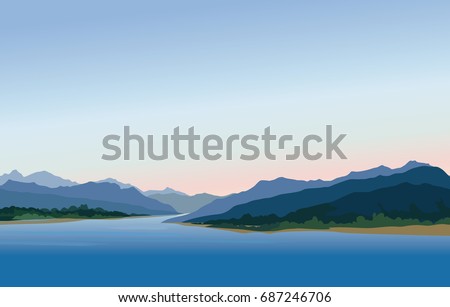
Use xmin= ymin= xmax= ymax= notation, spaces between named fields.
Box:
xmin=0 ymin=205 xmax=134 ymax=221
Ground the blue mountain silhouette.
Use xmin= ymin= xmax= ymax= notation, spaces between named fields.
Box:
xmin=260 ymin=183 xmax=450 ymax=225
xmin=0 ymin=181 xmax=177 ymax=215
xmin=148 ymin=193 xmax=221 ymax=213
xmin=144 ymin=187 xmax=187 ymax=196
xmin=0 ymin=189 xmax=162 ymax=215
xmin=312 ymin=183 xmax=450 ymax=219
xmin=95 ymin=178 xmax=137 ymax=190
xmin=169 ymin=161 xmax=430 ymax=222
xmin=0 ymin=170 xmax=77 ymax=188
xmin=189 ymin=166 xmax=450 ymax=222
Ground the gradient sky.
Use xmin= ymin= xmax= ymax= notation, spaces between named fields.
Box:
xmin=1 ymin=0 xmax=449 ymax=195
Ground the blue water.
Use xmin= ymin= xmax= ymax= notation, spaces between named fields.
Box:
xmin=0 ymin=216 xmax=449 ymax=286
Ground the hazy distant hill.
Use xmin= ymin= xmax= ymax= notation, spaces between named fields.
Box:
xmin=0 ymin=170 xmax=77 ymax=188
xmin=0 ymin=181 xmax=177 ymax=215
xmin=96 ymin=178 xmax=137 ymax=190
xmin=144 ymin=187 xmax=187 ymax=196
xmin=0 ymin=189 xmax=157 ymax=215
xmin=148 ymin=193 xmax=220 ymax=213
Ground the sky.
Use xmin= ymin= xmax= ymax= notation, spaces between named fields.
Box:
xmin=0 ymin=0 xmax=449 ymax=195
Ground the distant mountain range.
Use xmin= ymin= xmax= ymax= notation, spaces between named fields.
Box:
xmin=0 ymin=161 xmax=443 ymax=222
xmin=169 ymin=160 xmax=430 ymax=222
xmin=148 ymin=193 xmax=221 ymax=213
xmin=144 ymin=187 xmax=187 ymax=196
xmin=92 ymin=180 xmax=217 ymax=213
xmin=195 ymin=166 xmax=450 ymax=223
xmin=0 ymin=181 xmax=177 ymax=215
xmin=0 ymin=170 xmax=77 ymax=188
xmin=0 ymin=170 xmax=195 ymax=202
xmin=0 ymin=169 xmax=213 ymax=214
xmin=95 ymin=178 xmax=137 ymax=190
xmin=207 ymin=183 xmax=450 ymax=228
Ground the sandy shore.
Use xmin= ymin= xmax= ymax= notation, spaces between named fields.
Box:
xmin=183 ymin=223 xmax=450 ymax=236
xmin=0 ymin=218 xmax=81 ymax=225
xmin=4 ymin=219 xmax=450 ymax=236
xmin=327 ymin=225 xmax=450 ymax=236
xmin=0 ymin=216 xmax=154 ymax=226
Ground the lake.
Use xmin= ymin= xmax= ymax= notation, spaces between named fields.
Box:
xmin=0 ymin=216 xmax=449 ymax=286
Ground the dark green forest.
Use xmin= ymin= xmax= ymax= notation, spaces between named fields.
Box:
xmin=0 ymin=205 xmax=138 ymax=221
xmin=203 ymin=201 xmax=450 ymax=231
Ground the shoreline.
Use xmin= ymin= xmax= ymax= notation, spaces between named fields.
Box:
xmin=182 ymin=223 xmax=450 ymax=236
xmin=326 ymin=225 xmax=450 ymax=236
xmin=0 ymin=215 xmax=152 ymax=226
xmin=4 ymin=218 xmax=450 ymax=236
xmin=0 ymin=218 xmax=81 ymax=225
